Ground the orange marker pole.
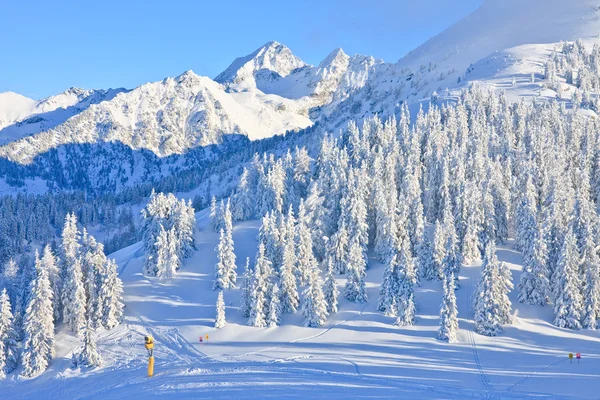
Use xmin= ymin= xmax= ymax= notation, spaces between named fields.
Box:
xmin=148 ymin=356 xmax=155 ymax=377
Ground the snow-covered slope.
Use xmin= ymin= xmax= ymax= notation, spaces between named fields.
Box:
xmin=4 ymin=211 xmax=600 ymax=399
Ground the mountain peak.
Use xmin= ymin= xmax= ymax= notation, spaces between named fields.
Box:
xmin=215 ymin=41 xmax=307 ymax=87
xmin=318 ymin=48 xmax=349 ymax=70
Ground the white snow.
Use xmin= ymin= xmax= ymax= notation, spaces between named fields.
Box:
xmin=3 ymin=211 xmax=600 ymax=399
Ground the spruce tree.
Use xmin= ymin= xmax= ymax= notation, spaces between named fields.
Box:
xmin=417 ymin=232 xmax=436 ymax=281
xmin=329 ymin=220 xmax=349 ymax=274
xmin=344 ymin=239 xmax=368 ymax=303
xmin=213 ymin=216 xmax=237 ymax=290
xmin=378 ymin=254 xmax=398 ymax=315
xmin=323 ymin=258 xmax=339 ymax=314
xmin=21 ymin=254 xmax=55 ymax=378
xmin=40 ymin=245 xmax=60 ymax=324
xmin=267 ymin=284 xmax=282 ymax=327
xmin=553 ymin=229 xmax=583 ymax=329
xmin=301 ymin=265 xmax=329 ymax=327
xmin=518 ymin=225 xmax=550 ymax=306
xmin=72 ymin=323 xmax=102 ymax=368
xmin=100 ymin=259 xmax=124 ymax=330
xmin=395 ymin=239 xmax=417 ymax=326
xmin=61 ymin=213 xmax=87 ymax=334
xmin=239 ymin=258 xmax=252 ymax=318
xmin=0 ymin=289 xmax=18 ymax=377
xmin=248 ymin=244 xmax=271 ymax=328
xmin=296 ymin=200 xmax=317 ymax=286
xmin=473 ymin=242 xmax=513 ymax=336
xmin=279 ymin=230 xmax=299 ymax=314
xmin=215 ymin=291 xmax=227 ymax=328
xmin=438 ymin=271 xmax=458 ymax=343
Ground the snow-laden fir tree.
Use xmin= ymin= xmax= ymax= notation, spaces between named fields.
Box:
xmin=344 ymin=238 xmax=368 ymax=303
xmin=40 ymin=245 xmax=60 ymax=323
xmin=72 ymin=323 xmax=102 ymax=368
xmin=279 ymin=225 xmax=299 ymax=314
xmin=301 ymin=264 xmax=329 ymax=327
xmin=518 ymin=224 xmax=550 ymax=306
xmin=473 ymin=242 xmax=513 ymax=336
xmin=247 ymin=244 xmax=271 ymax=328
xmin=395 ymin=238 xmax=417 ymax=326
xmin=80 ymin=234 xmax=104 ymax=328
xmin=323 ymin=258 xmax=339 ymax=314
xmin=582 ymin=233 xmax=600 ymax=329
xmin=156 ymin=225 xmax=178 ymax=282
xmin=296 ymin=199 xmax=317 ymax=286
xmin=441 ymin=218 xmax=461 ymax=288
xmin=417 ymin=232 xmax=437 ymax=281
xmin=141 ymin=191 xmax=196 ymax=275
xmin=21 ymin=253 xmax=55 ymax=378
xmin=232 ymin=167 xmax=256 ymax=221
xmin=215 ymin=291 xmax=226 ymax=328
xmin=239 ymin=258 xmax=252 ymax=318
xmin=267 ymin=284 xmax=282 ymax=327
xmin=432 ymin=219 xmax=446 ymax=280
xmin=0 ymin=289 xmax=18 ymax=377
xmin=378 ymin=253 xmax=398 ymax=315
xmin=329 ymin=220 xmax=349 ymax=274
xmin=213 ymin=205 xmax=237 ymax=290
xmin=209 ymin=195 xmax=218 ymax=232
xmin=438 ymin=271 xmax=458 ymax=343
xmin=99 ymin=259 xmax=124 ymax=330
xmin=60 ymin=215 xmax=87 ymax=334
xmin=373 ymin=178 xmax=397 ymax=264
xmin=553 ymin=229 xmax=583 ymax=329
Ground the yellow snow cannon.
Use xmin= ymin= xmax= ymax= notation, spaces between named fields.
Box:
xmin=145 ymin=335 xmax=155 ymax=377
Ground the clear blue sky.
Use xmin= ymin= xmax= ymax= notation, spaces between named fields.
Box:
xmin=0 ymin=0 xmax=482 ymax=99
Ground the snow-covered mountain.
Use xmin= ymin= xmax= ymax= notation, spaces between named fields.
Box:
xmin=2 ymin=0 xmax=600 ymax=166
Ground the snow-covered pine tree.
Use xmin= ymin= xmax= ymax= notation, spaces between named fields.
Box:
xmin=518 ymin=223 xmax=550 ymax=305
xmin=72 ymin=323 xmax=102 ymax=368
xmin=301 ymin=264 xmax=328 ymax=327
xmin=432 ymin=219 xmax=445 ymax=280
xmin=441 ymin=217 xmax=461 ymax=288
xmin=473 ymin=242 xmax=513 ymax=336
xmin=417 ymin=232 xmax=436 ymax=281
xmin=21 ymin=253 xmax=55 ymax=378
xmin=215 ymin=291 xmax=226 ymax=328
xmin=80 ymin=234 xmax=104 ymax=329
xmin=39 ymin=245 xmax=60 ymax=324
xmin=323 ymin=258 xmax=339 ymax=314
xmin=232 ymin=167 xmax=256 ymax=221
xmin=344 ymin=238 xmax=368 ymax=303
xmin=582 ymin=233 xmax=600 ymax=329
xmin=1 ymin=259 xmax=19 ymax=305
xmin=395 ymin=238 xmax=417 ymax=326
xmin=209 ymin=195 xmax=218 ymax=232
xmin=239 ymin=258 xmax=252 ymax=318
xmin=329 ymin=220 xmax=349 ymax=274
xmin=248 ymin=244 xmax=271 ymax=328
xmin=553 ymin=229 xmax=583 ymax=329
xmin=61 ymin=220 xmax=87 ymax=334
xmin=378 ymin=253 xmax=398 ymax=315
xmin=296 ymin=199 xmax=317 ymax=286
xmin=373 ymin=178 xmax=397 ymax=264
xmin=156 ymin=225 xmax=177 ymax=282
xmin=279 ymin=224 xmax=299 ymax=314
xmin=267 ymin=284 xmax=282 ymax=327
xmin=0 ymin=289 xmax=18 ymax=377
xmin=213 ymin=206 xmax=237 ymax=290
xmin=100 ymin=259 xmax=124 ymax=330
xmin=438 ymin=271 xmax=458 ymax=343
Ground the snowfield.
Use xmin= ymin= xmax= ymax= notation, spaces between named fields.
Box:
xmin=3 ymin=210 xmax=599 ymax=399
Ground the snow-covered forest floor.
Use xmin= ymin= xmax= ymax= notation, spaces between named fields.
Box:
xmin=3 ymin=210 xmax=600 ymax=399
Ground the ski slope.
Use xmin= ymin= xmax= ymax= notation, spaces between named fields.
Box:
xmin=3 ymin=210 xmax=600 ymax=399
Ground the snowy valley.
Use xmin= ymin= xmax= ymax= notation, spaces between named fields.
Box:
xmin=3 ymin=0 xmax=600 ymax=399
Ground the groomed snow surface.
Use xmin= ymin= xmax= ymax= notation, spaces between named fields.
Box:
xmin=3 ymin=210 xmax=599 ymax=399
